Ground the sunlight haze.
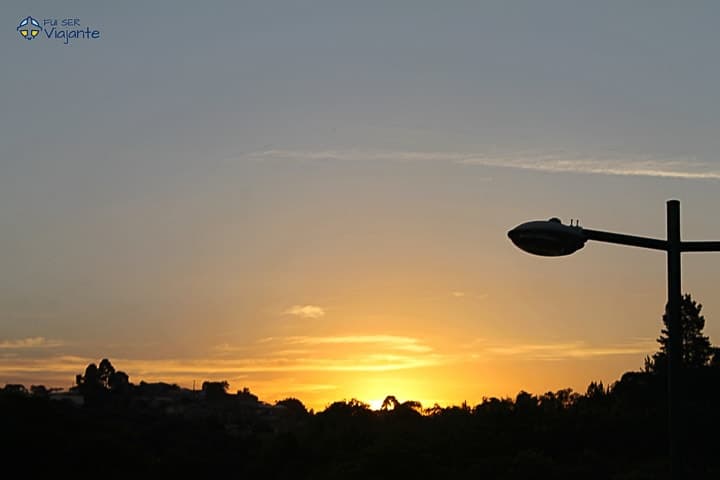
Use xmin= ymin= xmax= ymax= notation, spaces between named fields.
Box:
xmin=3 ymin=1 xmax=720 ymax=410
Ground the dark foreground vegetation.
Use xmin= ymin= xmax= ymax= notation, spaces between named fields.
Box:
xmin=3 ymin=295 xmax=720 ymax=479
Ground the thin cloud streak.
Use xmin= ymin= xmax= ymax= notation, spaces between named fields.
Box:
xmin=283 ymin=305 xmax=326 ymax=319
xmin=471 ymin=338 xmax=657 ymax=361
xmin=0 ymin=335 xmax=443 ymax=384
xmin=0 ymin=337 xmax=64 ymax=349
xmin=251 ymin=149 xmax=720 ymax=180
xmin=283 ymin=335 xmax=434 ymax=353
xmin=0 ymin=335 xmax=656 ymax=389
xmin=0 ymin=353 xmax=445 ymax=378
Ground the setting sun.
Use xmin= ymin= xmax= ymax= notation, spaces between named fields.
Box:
xmin=367 ymin=398 xmax=384 ymax=411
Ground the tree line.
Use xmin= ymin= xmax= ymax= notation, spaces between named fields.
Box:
xmin=2 ymin=294 xmax=719 ymax=479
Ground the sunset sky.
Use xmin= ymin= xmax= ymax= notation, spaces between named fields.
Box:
xmin=3 ymin=1 xmax=720 ymax=410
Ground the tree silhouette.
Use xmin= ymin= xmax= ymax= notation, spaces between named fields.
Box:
xmin=30 ymin=385 xmax=49 ymax=397
xmin=514 ymin=391 xmax=538 ymax=413
xmin=108 ymin=370 xmax=130 ymax=394
xmin=400 ymin=399 xmax=422 ymax=412
xmin=98 ymin=358 xmax=115 ymax=388
xmin=276 ymin=398 xmax=309 ymax=417
xmin=73 ymin=359 xmax=131 ymax=404
xmin=646 ymin=293 xmax=714 ymax=372
xmin=202 ymin=381 xmax=229 ymax=400
xmin=5 ymin=338 xmax=720 ymax=479
xmin=74 ymin=362 xmax=106 ymax=405
xmin=321 ymin=398 xmax=371 ymax=419
xmin=585 ymin=381 xmax=606 ymax=400
xmin=711 ymin=347 xmax=720 ymax=368
xmin=380 ymin=395 xmax=399 ymax=411
xmin=2 ymin=384 xmax=28 ymax=395
xmin=76 ymin=363 xmax=101 ymax=391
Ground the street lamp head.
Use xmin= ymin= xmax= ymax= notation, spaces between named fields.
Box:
xmin=508 ymin=218 xmax=587 ymax=257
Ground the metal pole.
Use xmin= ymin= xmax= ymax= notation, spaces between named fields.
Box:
xmin=680 ymin=241 xmax=720 ymax=252
xmin=583 ymin=229 xmax=667 ymax=250
xmin=667 ymin=199 xmax=683 ymax=479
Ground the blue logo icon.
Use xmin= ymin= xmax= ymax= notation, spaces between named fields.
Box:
xmin=16 ymin=16 xmax=102 ymax=45
xmin=17 ymin=16 xmax=41 ymax=40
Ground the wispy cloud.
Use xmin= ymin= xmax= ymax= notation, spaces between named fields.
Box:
xmin=211 ymin=343 xmax=250 ymax=354
xmin=267 ymin=382 xmax=338 ymax=393
xmin=0 ymin=352 xmax=444 ymax=380
xmin=251 ymin=148 xmax=720 ymax=180
xmin=283 ymin=335 xmax=434 ymax=353
xmin=458 ymin=154 xmax=720 ymax=180
xmin=4 ymin=337 xmax=649 ymax=381
xmin=450 ymin=291 xmax=488 ymax=301
xmin=0 ymin=337 xmax=63 ymax=349
xmin=284 ymin=305 xmax=326 ymax=319
xmin=0 ymin=334 xmax=441 ymax=384
xmin=469 ymin=338 xmax=656 ymax=361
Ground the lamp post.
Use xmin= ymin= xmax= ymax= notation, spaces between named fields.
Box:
xmin=507 ymin=200 xmax=720 ymax=480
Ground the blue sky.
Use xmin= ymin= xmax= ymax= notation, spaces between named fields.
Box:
xmin=2 ymin=1 xmax=720 ymax=407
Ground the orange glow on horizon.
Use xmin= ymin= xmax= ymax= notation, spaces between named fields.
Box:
xmin=0 ymin=330 xmax=656 ymax=412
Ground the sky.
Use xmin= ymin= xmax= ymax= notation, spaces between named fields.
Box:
xmin=2 ymin=1 xmax=720 ymax=410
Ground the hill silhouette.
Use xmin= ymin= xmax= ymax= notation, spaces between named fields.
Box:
xmin=2 ymin=294 xmax=720 ymax=479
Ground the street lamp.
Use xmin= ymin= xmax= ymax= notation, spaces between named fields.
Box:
xmin=508 ymin=200 xmax=720 ymax=480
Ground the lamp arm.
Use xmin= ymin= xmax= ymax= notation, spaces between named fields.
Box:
xmin=681 ymin=241 xmax=720 ymax=252
xmin=583 ymin=229 xmax=667 ymax=251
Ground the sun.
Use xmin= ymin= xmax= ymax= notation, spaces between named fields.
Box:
xmin=368 ymin=398 xmax=384 ymax=410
